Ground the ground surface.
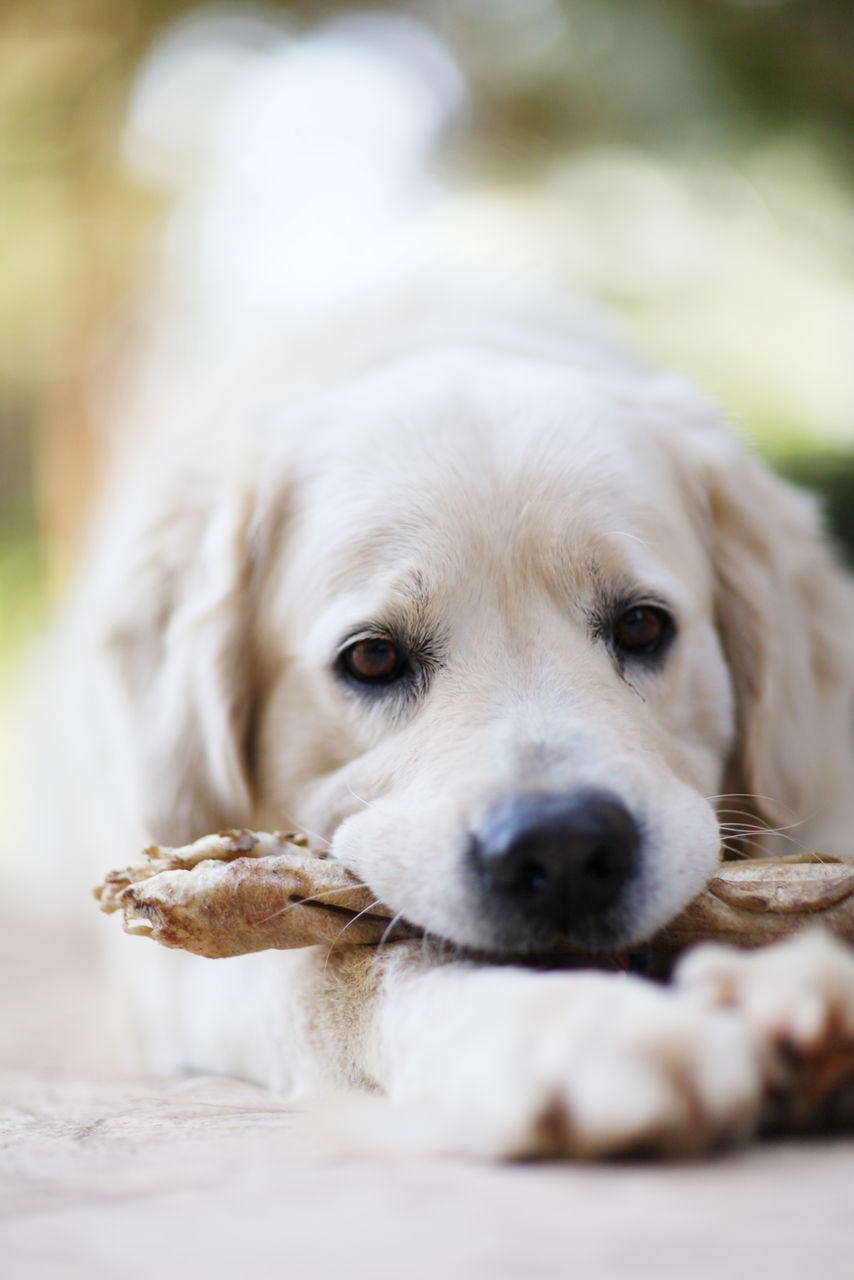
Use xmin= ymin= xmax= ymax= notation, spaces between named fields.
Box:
xmin=3 ymin=897 xmax=854 ymax=1280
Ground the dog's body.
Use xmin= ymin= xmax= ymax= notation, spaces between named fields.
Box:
xmin=26 ymin=16 xmax=854 ymax=1156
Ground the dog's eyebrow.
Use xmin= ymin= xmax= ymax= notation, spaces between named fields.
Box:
xmin=369 ymin=570 xmax=448 ymax=668
xmin=393 ymin=569 xmax=430 ymax=610
xmin=385 ymin=572 xmax=442 ymax=654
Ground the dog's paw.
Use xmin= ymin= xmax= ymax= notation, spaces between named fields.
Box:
xmin=675 ymin=930 xmax=854 ymax=1130
xmin=387 ymin=969 xmax=762 ymax=1159
xmin=526 ymin=978 xmax=762 ymax=1159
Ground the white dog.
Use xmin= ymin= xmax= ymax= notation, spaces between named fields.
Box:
xmin=33 ymin=13 xmax=854 ymax=1157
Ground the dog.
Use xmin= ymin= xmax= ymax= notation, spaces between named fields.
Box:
xmin=29 ymin=13 xmax=854 ymax=1157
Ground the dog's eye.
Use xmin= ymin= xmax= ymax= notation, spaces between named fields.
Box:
xmin=613 ymin=606 xmax=673 ymax=659
xmin=341 ymin=637 xmax=407 ymax=685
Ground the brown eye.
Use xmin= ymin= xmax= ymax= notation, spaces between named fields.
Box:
xmin=614 ymin=606 xmax=672 ymax=657
xmin=342 ymin=637 xmax=406 ymax=684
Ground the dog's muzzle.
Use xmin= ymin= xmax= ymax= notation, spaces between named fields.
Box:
xmin=467 ymin=789 xmax=640 ymax=948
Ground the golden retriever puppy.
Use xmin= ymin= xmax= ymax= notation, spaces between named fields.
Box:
xmin=32 ymin=13 xmax=854 ymax=1157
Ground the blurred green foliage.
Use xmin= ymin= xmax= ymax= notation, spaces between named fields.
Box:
xmin=777 ymin=450 xmax=854 ymax=571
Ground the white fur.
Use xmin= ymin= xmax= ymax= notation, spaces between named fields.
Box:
xmin=25 ymin=13 xmax=854 ymax=1157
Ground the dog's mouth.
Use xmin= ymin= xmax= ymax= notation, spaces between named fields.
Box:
xmin=358 ymin=848 xmax=673 ymax=976
xmin=393 ymin=892 xmax=678 ymax=979
xmin=407 ymin=923 xmax=677 ymax=981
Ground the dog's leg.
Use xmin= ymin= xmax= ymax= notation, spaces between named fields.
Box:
xmin=125 ymin=936 xmax=854 ymax=1155
xmin=676 ymin=929 xmax=854 ymax=1132
xmin=305 ymin=942 xmax=763 ymax=1158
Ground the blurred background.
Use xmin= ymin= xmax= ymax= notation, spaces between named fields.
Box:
xmin=2 ymin=0 xmax=854 ymax=713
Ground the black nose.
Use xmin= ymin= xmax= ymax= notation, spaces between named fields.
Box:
xmin=469 ymin=789 xmax=640 ymax=937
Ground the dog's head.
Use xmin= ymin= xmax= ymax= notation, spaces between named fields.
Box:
xmin=98 ymin=343 xmax=854 ymax=955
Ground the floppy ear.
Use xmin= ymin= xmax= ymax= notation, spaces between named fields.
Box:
xmin=94 ymin=460 xmax=264 ymax=846
xmin=656 ymin=378 xmax=854 ymax=847
xmin=709 ymin=446 xmax=854 ymax=836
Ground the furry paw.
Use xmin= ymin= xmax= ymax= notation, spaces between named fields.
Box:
xmin=675 ymin=930 xmax=854 ymax=1130
xmin=523 ymin=978 xmax=762 ymax=1159
xmin=383 ymin=965 xmax=763 ymax=1159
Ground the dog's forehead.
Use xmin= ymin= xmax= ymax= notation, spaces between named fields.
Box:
xmin=280 ymin=347 xmax=711 ymax=616
xmin=301 ymin=347 xmax=677 ymax=501
xmin=300 ymin=350 xmax=686 ymax=519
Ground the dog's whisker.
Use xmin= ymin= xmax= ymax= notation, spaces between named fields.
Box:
xmin=714 ymin=805 xmax=810 ymax=838
xmin=303 ymin=830 xmax=334 ymax=853
xmin=714 ymin=808 xmax=786 ymax=833
xmin=728 ymin=817 xmax=809 ymax=843
xmin=717 ymin=815 xmax=813 ymax=857
xmin=251 ymin=881 xmax=375 ymax=928
xmin=717 ymin=822 xmax=780 ymax=836
xmin=718 ymin=828 xmax=784 ymax=858
xmin=345 ymin=786 xmax=375 ymax=811
xmin=323 ymin=899 xmax=386 ymax=975
xmin=706 ymin=792 xmax=802 ymax=825
xmin=706 ymin=791 xmax=790 ymax=806
xmin=715 ymin=807 xmax=772 ymax=822
xmin=376 ymin=909 xmax=407 ymax=954
xmin=718 ymin=834 xmax=775 ymax=854
xmin=335 ymin=897 xmax=385 ymax=939
xmin=718 ymin=823 xmax=784 ymax=841
xmin=720 ymin=835 xmax=771 ymax=860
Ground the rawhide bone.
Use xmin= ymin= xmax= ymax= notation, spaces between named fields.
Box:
xmin=95 ymin=830 xmax=414 ymax=958
xmin=95 ymin=830 xmax=854 ymax=960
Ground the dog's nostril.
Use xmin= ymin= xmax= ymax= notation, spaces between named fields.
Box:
xmin=587 ymin=845 xmax=624 ymax=882
xmin=506 ymin=857 xmax=549 ymax=897
xmin=469 ymin=789 xmax=640 ymax=936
